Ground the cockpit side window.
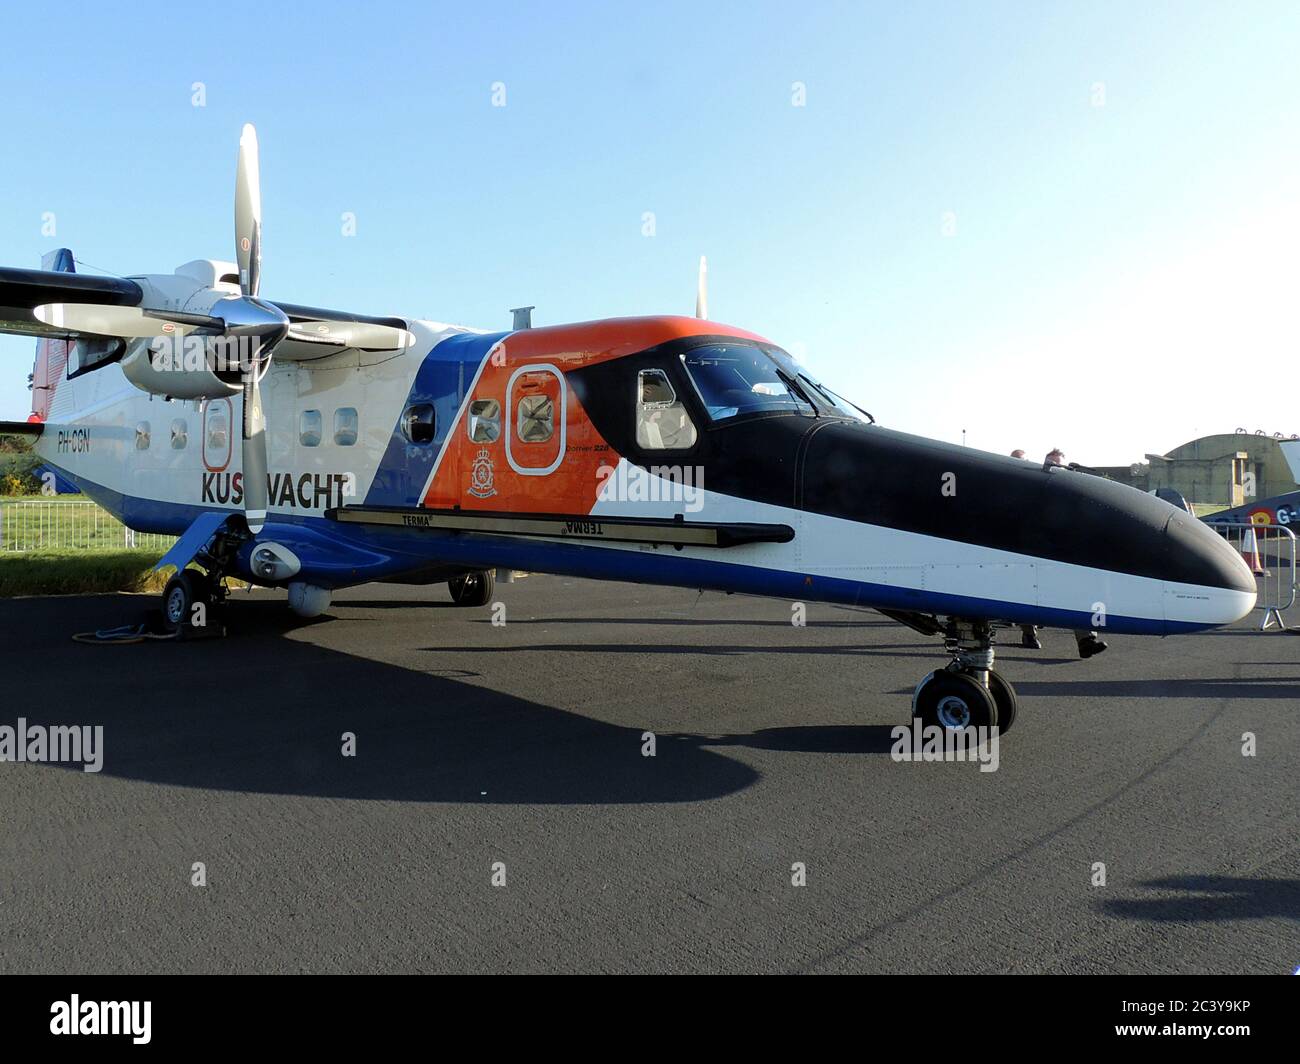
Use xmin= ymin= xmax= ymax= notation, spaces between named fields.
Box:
xmin=680 ymin=344 xmax=813 ymax=422
xmin=636 ymin=369 xmax=698 ymax=450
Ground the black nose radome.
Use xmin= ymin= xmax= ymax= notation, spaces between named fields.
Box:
xmin=796 ymin=423 xmax=1258 ymax=591
xmin=1163 ymin=508 xmax=1257 ymax=595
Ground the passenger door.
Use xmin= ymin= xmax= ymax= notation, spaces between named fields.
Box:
xmin=505 ymin=364 xmax=565 ymax=476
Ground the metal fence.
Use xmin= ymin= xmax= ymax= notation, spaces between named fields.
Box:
xmin=0 ymin=499 xmax=176 ymax=554
xmin=1207 ymin=521 xmax=1297 ymax=630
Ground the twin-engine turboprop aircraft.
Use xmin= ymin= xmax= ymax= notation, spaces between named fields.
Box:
xmin=0 ymin=126 xmax=1256 ymax=734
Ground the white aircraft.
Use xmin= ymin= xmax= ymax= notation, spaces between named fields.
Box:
xmin=0 ymin=126 xmax=1256 ymax=734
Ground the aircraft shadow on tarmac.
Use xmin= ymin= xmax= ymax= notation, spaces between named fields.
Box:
xmin=1098 ymin=875 xmax=1300 ymax=924
xmin=1013 ymin=677 xmax=1300 ymax=699
xmin=8 ymin=597 xmax=767 ymax=806
xmin=13 ymin=597 xmax=1294 ymax=802
xmin=426 ymin=642 xmax=951 ymax=661
xmin=477 ymin=617 xmax=897 ymax=629
xmin=331 ymin=599 xmax=464 ymax=610
xmin=674 ymin=726 xmax=902 ymax=755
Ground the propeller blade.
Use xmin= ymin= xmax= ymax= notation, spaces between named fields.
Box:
xmin=235 ymin=123 xmax=262 ymax=298
xmin=695 ymin=255 xmax=708 ymax=319
xmin=242 ymin=378 xmax=268 ymax=534
xmin=285 ymin=319 xmax=415 ymax=352
xmin=32 ymin=303 xmax=217 ymax=339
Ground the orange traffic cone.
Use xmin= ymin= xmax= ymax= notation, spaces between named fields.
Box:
xmin=1241 ymin=527 xmax=1267 ymax=575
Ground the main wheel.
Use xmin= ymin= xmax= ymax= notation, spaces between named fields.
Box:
xmin=162 ymin=569 xmax=213 ymax=633
xmin=913 ymin=669 xmax=998 ymax=731
xmin=448 ymin=569 xmax=495 ymax=607
xmin=986 ymin=669 xmax=1018 ymax=734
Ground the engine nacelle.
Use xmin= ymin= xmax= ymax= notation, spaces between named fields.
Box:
xmin=120 ymin=340 xmax=241 ymax=400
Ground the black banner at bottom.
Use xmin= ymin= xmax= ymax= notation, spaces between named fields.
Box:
xmin=0 ymin=974 xmax=1290 ymax=1050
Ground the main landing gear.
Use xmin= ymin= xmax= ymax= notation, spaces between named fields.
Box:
xmin=448 ymin=569 xmax=495 ymax=607
xmin=161 ymin=568 xmax=226 ymax=635
xmin=160 ymin=525 xmax=245 ymax=635
xmin=912 ymin=620 xmax=1018 ymax=734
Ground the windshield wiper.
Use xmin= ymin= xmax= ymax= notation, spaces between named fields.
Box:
xmin=797 ymin=374 xmax=875 ymax=424
xmin=777 ymin=370 xmax=818 ymax=416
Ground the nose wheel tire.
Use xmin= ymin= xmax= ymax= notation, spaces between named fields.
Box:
xmin=162 ymin=570 xmax=214 ymax=633
xmin=913 ymin=669 xmax=998 ymax=731
xmin=986 ymin=669 xmax=1018 ymax=734
xmin=448 ymin=569 xmax=495 ymax=607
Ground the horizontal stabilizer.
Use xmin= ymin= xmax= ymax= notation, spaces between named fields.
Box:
xmin=0 ymin=420 xmax=43 ymax=436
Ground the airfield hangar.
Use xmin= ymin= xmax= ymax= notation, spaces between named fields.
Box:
xmin=1095 ymin=431 xmax=1300 ymax=509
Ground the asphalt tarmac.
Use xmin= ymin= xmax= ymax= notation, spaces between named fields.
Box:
xmin=0 ymin=576 xmax=1295 ymax=973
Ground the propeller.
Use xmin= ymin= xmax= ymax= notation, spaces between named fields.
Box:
xmin=226 ymin=122 xmax=287 ymax=533
xmin=34 ymin=124 xmax=288 ymax=533
xmin=695 ymin=255 xmax=708 ymax=319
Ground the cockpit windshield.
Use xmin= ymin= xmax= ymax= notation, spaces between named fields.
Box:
xmin=762 ymin=346 xmax=873 ymax=423
xmin=679 ymin=343 xmax=871 ymax=424
xmin=680 ymin=345 xmax=814 ymax=421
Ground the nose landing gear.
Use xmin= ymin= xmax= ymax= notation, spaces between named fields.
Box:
xmin=912 ymin=620 xmax=1018 ymax=734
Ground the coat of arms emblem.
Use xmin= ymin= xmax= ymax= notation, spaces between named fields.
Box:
xmin=468 ymin=447 xmax=497 ymax=499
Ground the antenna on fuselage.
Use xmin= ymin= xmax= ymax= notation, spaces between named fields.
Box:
xmin=510 ymin=306 xmax=535 ymax=330
xmin=695 ymin=256 xmax=708 ymax=319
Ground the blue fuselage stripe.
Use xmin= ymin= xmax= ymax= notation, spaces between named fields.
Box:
xmin=363 ymin=330 xmax=508 ymax=507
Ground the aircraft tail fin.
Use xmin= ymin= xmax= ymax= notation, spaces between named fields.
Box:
xmin=28 ymin=249 xmax=76 ymax=422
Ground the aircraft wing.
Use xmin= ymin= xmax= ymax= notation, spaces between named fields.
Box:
xmin=0 ymin=265 xmax=413 ymax=355
xmin=0 ymin=266 xmax=144 ymax=341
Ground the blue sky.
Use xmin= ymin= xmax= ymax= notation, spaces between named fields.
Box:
xmin=2 ymin=0 xmax=1297 ymax=463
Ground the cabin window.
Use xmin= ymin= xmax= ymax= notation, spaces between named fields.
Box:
xmin=170 ymin=419 xmax=187 ymax=449
xmin=135 ymin=422 xmax=151 ymax=451
xmin=401 ymin=403 xmax=436 ymax=444
xmin=300 ymin=409 xmax=322 ymax=447
xmin=636 ymin=369 xmax=698 ymax=450
xmin=468 ymin=399 xmax=501 ymax=443
xmin=516 ymin=394 xmax=553 ymax=443
xmin=206 ymin=407 xmax=229 ymax=452
xmin=334 ymin=407 xmax=358 ymax=447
